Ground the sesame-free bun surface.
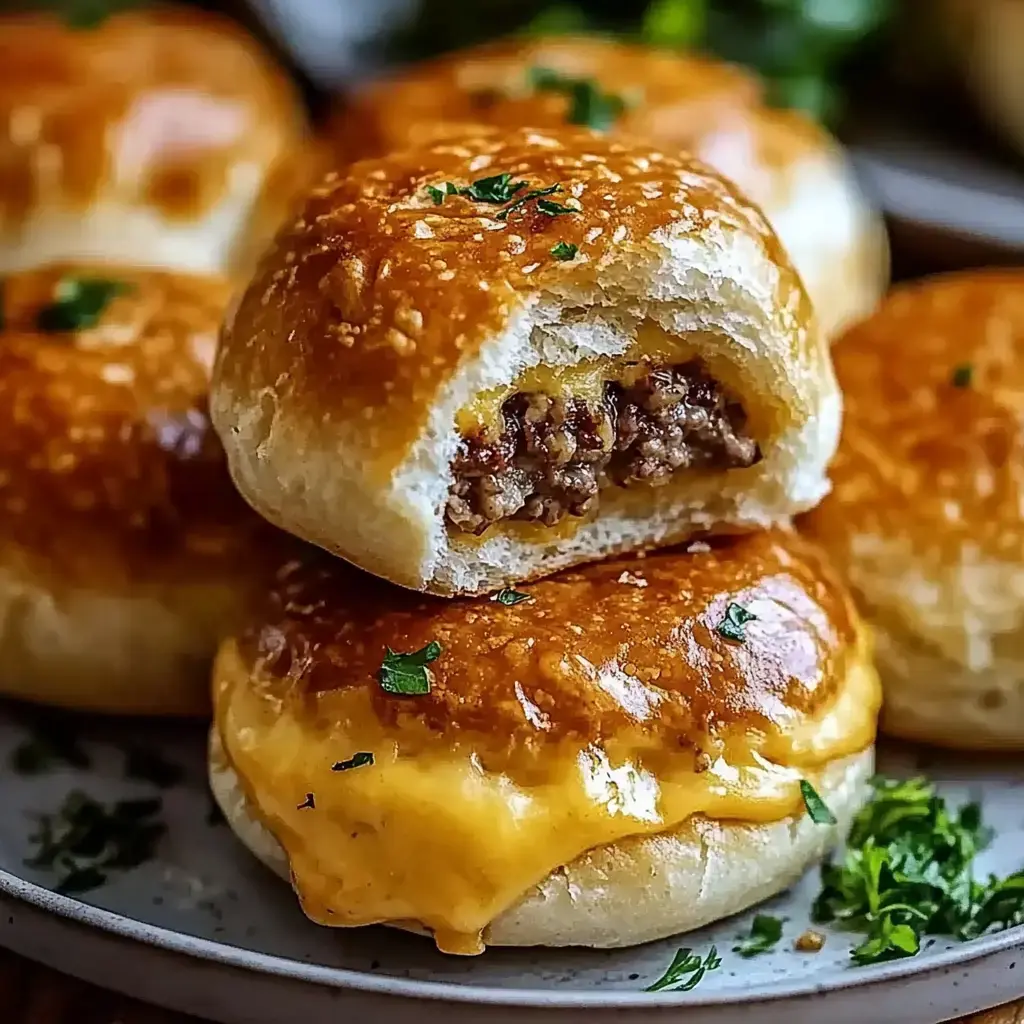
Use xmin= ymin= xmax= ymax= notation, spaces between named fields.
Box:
xmin=212 ymin=127 xmax=841 ymax=596
xmin=0 ymin=6 xmax=310 ymax=277
xmin=801 ymin=270 xmax=1024 ymax=750
xmin=329 ymin=36 xmax=888 ymax=338
xmin=0 ymin=264 xmax=291 ymax=715
xmin=211 ymin=529 xmax=880 ymax=952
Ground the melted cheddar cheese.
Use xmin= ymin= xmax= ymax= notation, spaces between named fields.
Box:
xmin=215 ymin=637 xmax=879 ymax=956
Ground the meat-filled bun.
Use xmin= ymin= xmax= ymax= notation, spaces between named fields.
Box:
xmin=0 ymin=263 xmax=292 ymax=715
xmin=801 ymin=270 xmax=1024 ymax=750
xmin=210 ymin=529 xmax=879 ymax=954
xmin=0 ymin=6 xmax=311 ymax=277
xmin=329 ymin=36 xmax=888 ymax=339
xmin=212 ymin=126 xmax=840 ymax=596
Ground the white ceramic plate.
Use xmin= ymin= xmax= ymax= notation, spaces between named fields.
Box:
xmin=0 ymin=705 xmax=1021 ymax=1024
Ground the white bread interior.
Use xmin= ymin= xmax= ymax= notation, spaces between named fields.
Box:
xmin=219 ymin=219 xmax=840 ymax=597
xmin=209 ymin=730 xmax=872 ymax=950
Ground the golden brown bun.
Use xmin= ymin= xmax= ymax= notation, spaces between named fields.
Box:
xmin=801 ymin=270 xmax=1024 ymax=750
xmin=329 ymin=36 xmax=888 ymax=338
xmin=212 ymin=126 xmax=841 ymax=596
xmin=942 ymin=0 xmax=1024 ymax=156
xmin=0 ymin=5 xmax=310 ymax=277
xmin=0 ymin=264 xmax=293 ymax=715
xmin=212 ymin=528 xmax=880 ymax=952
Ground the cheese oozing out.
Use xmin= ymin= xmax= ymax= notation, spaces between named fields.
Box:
xmin=214 ymin=634 xmax=879 ymax=955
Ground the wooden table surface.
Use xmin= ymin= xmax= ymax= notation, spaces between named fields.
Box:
xmin=0 ymin=947 xmax=1020 ymax=1024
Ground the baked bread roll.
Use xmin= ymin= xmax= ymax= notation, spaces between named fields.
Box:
xmin=0 ymin=6 xmax=311 ymax=277
xmin=0 ymin=263 xmax=292 ymax=715
xmin=942 ymin=0 xmax=1024 ymax=157
xmin=329 ymin=36 xmax=888 ymax=339
xmin=800 ymin=270 xmax=1024 ymax=750
xmin=212 ymin=127 xmax=840 ymax=596
xmin=210 ymin=528 xmax=879 ymax=954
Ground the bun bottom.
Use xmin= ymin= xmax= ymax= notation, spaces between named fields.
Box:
xmin=209 ymin=730 xmax=873 ymax=950
xmin=876 ymin=623 xmax=1024 ymax=751
xmin=0 ymin=565 xmax=254 ymax=716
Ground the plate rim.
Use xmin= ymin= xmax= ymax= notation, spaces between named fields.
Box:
xmin=2 ymin=865 xmax=1022 ymax=1010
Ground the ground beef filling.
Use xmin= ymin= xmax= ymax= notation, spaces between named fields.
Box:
xmin=446 ymin=360 xmax=761 ymax=534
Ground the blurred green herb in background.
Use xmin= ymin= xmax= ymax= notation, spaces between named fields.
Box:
xmin=392 ymin=0 xmax=895 ymax=127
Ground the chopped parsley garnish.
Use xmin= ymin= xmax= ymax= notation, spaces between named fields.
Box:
xmin=496 ymin=183 xmax=564 ymax=221
xmin=461 ymin=172 xmax=527 ymax=204
xmin=60 ymin=0 xmax=138 ymax=30
xmin=424 ymin=174 xmax=578 ymax=222
xmin=951 ymin=364 xmax=973 ymax=388
xmin=733 ymin=914 xmax=784 ymax=958
xmin=123 ymin=746 xmax=183 ymax=789
xmin=646 ymin=945 xmax=721 ymax=992
xmin=550 ymin=241 xmax=578 ymax=261
xmin=378 ymin=642 xmax=441 ymax=695
xmin=813 ymin=776 xmax=1024 ymax=966
xmin=536 ymin=198 xmax=578 ymax=217
xmin=714 ymin=602 xmax=756 ymax=643
xmin=527 ymin=66 xmax=627 ymax=131
xmin=9 ymin=724 xmax=90 ymax=775
xmin=332 ymin=751 xmax=375 ymax=772
xmin=494 ymin=588 xmax=532 ymax=605
xmin=297 ymin=793 xmax=316 ymax=810
xmin=25 ymin=790 xmax=165 ymax=895
xmin=36 ymin=277 xmax=128 ymax=332
xmin=801 ymin=780 xmax=838 ymax=825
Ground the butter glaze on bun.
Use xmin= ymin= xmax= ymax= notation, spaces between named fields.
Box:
xmin=0 ymin=6 xmax=310 ymax=277
xmin=801 ymin=270 xmax=1024 ymax=750
xmin=211 ymin=528 xmax=879 ymax=954
xmin=0 ymin=264 xmax=291 ymax=715
xmin=212 ymin=127 xmax=840 ymax=596
xmin=329 ymin=36 xmax=888 ymax=338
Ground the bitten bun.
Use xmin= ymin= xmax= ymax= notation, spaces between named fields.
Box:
xmin=210 ymin=529 xmax=879 ymax=954
xmin=942 ymin=0 xmax=1024 ymax=157
xmin=212 ymin=127 xmax=840 ymax=596
xmin=0 ymin=264 xmax=291 ymax=715
xmin=0 ymin=6 xmax=311 ymax=277
xmin=801 ymin=270 xmax=1024 ymax=750
xmin=329 ymin=36 xmax=888 ymax=338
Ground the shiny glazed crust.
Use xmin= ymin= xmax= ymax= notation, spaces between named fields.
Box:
xmin=209 ymin=734 xmax=873 ymax=950
xmin=212 ymin=127 xmax=840 ymax=596
xmin=209 ymin=529 xmax=878 ymax=948
xmin=329 ymin=36 xmax=888 ymax=338
xmin=800 ymin=270 xmax=1024 ymax=750
xmin=0 ymin=6 xmax=310 ymax=276
xmin=0 ymin=264 xmax=291 ymax=714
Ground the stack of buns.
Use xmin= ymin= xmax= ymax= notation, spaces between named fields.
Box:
xmin=21 ymin=3 xmax=1024 ymax=961
xmin=207 ymin=119 xmax=882 ymax=951
xmin=0 ymin=6 xmax=317 ymax=713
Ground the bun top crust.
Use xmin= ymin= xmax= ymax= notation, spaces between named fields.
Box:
xmin=214 ymin=125 xmax=807 ymax=487
xmin=0 ymin=263 xmax=275 ymax=586
xmin=806 ymin=270 xmax=1024 ymax=570
xmin=0 ymin=6 xmax=306 ymax=265
xmin=236 ymin=529 xmax=863 ymax=759
xmin=330 ymin=36 xmax=822 ymax=170
xmin=801 ymin=270 xmax=1024 ymax=667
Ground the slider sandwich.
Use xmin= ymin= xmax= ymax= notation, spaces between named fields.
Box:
xmin=329 ymin=36 xmax=889 ymax=339
xmin=0 ymin=264 xmax=293 ymax=715
xmin=802 ymin=270 xmax=1024 ymax=750
xmin=0 ymin=5 xmax=314 ymax=276
xmin=212 ymin=126 xmax=840 ymax=595
xmin=210 ymin=529 xmax=880 ymax=955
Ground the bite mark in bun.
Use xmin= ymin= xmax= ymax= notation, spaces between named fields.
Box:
xmin=212 ymin=127 xmax=840 ymax=595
